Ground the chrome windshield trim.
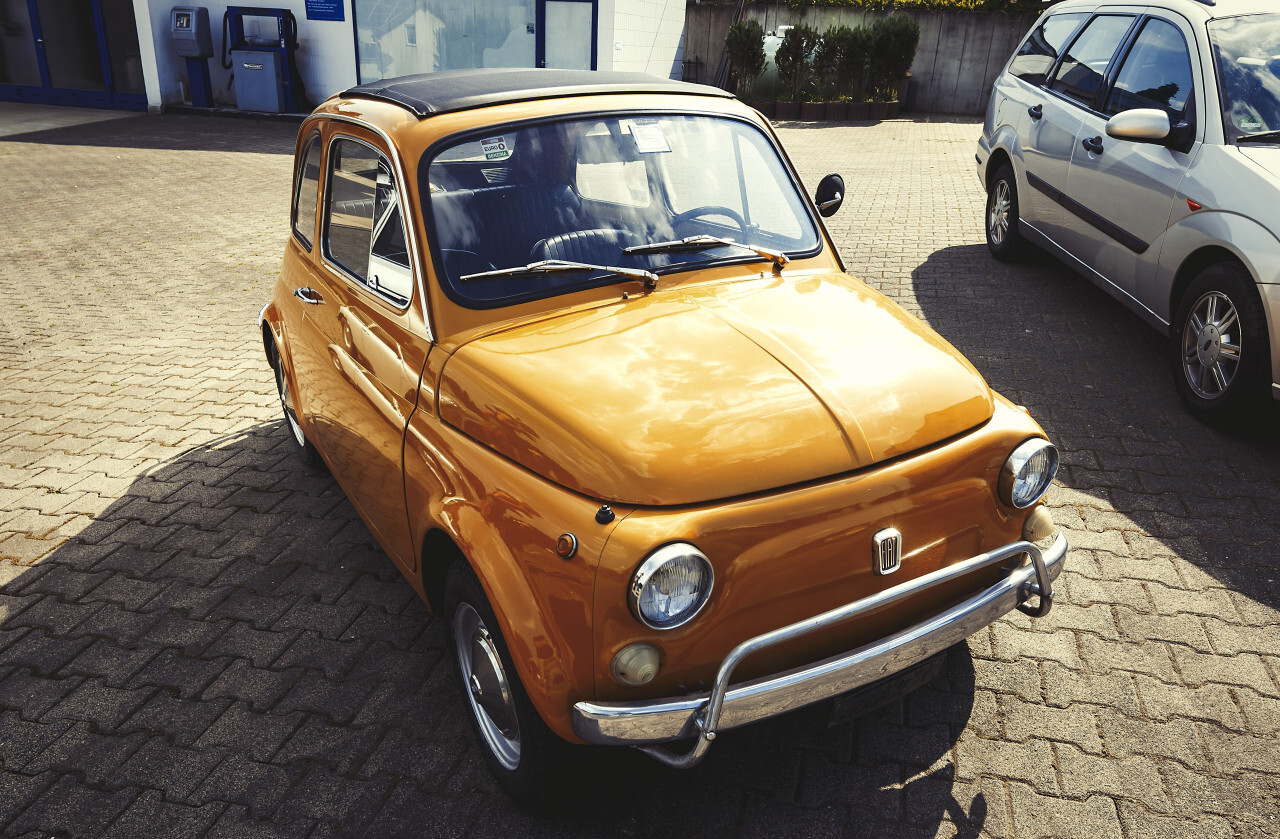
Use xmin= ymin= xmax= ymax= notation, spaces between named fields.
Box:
xmin=572 ymin=532 xmax=1067 ymax=767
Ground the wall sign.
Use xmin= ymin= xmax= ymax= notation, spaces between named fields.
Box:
xmin=305 ymin=0 xmax=344 ymax=21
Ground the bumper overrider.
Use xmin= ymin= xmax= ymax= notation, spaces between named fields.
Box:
xmin=572 ymin=532 xmax=1068 ymax=768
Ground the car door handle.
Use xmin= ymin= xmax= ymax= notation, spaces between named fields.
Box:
xmin=1028 ymin=104 xmax=1043 ymax=120
xmin=1082 ymin=136 xmax=1104 ymax=155
xmin=293 ymin=287 xmax=324 ymax=305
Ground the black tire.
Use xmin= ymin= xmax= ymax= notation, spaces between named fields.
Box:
xmin=269 ymin=339 xmax=323 ymax=468
xmin=1171 ymin=262 xmax=1271 ymax=422
xmin=985 ymin=163 xmax=1027 ymax=262
xmin=443 ymin=562 xmax=577 ymax=808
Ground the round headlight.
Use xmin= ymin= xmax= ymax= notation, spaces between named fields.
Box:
xmin=628 ymin=543 xmax=714 ymax=630
xmin=1000 ymin=438 xmax=1059 ymax=509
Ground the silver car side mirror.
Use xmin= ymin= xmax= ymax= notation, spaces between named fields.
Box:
xmin=1106 ymin=108 xmax=1172 ymax=142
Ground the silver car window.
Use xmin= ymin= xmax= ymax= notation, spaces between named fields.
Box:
xmin=1209 ymin=13 xmax=1280 ymax=139
xmin=1009 ymin=13 xmax=1089 ymax=88
xmin=1105 ymin=18 xmax=1194 ymax=120
xmin=1051 ymin=15 xmax=1136 ymax=108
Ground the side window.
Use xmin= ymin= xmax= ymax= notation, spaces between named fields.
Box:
xmin=1051 ymin=15 xmax=1136 ymax=108
xmin=324 ymin=139 xmax=413 ymax=306
xmin=1009 ymin=13 xmax=1089 ymax=87
xmin=292 ymin=134 xmax=321 ymax=249
xmin=1104 ymin=18 xmax=1194 ymax=121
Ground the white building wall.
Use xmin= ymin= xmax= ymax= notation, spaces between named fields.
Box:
xmin=606 ymin=0 xmax=684 ymax=79
xmin=138 ymin=0 xmax=359 ymax=111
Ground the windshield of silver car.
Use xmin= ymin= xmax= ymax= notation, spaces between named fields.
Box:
xmin=1210 ymin=13 xmax=1280 ymax=142
xmin=423 ymin=114 xmax=822 ymax=305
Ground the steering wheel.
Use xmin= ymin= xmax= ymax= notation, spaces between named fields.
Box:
xmin=671 ymin=205 xmax=747 ymax=237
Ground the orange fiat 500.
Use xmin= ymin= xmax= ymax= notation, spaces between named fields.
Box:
xmin=261 ymin=69 xmax=1068 ymax=803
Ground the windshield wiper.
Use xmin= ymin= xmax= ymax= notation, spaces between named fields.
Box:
xmin=460 ymin=258 xmax=659 ymax=289
xmin=1237 ymin=130 xmax=1280 ymax=144
xmin=625 ymin=235 xmax=790 ymax=272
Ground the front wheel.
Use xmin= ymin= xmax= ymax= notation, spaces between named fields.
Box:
xmin=444 ymin=562 xmax=576 ymax=807
xmin=985 ymin=164 xmax=1027 ymax=262
xmin=1171 ymin=262 xmax=1270 ymax=422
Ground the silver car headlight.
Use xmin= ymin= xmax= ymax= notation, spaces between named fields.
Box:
xmin=628 ymin=543 xmax=714 ymax=630
xmin=1000 ymin=438 xmax=1059 ymax=509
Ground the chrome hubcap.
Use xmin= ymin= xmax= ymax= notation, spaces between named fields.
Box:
xmin=275 ymin=364 xmax=307 ymax=447
xmin=453 ymin=601 xmax=520 ymax=770
xmin=989 ymin=180 xmax=1011 ymax=245
xmin=1182 ymin=291 xmax=1241 ymax=400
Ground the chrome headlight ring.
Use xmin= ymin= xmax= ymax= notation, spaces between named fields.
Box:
xmin=628 ymin=543 xmax=714 ymax=630
xmin=999 ymin=438 xmax=1059 ymax=509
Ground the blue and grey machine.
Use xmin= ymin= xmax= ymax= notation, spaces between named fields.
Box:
xmin=220 ymin=6 xmax=308 ymax=112
xmin=171 ymin=7 xmax=214 ymax=108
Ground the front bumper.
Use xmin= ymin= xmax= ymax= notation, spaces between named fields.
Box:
xmin=572 ymin=532 xmax=1067 ymax=767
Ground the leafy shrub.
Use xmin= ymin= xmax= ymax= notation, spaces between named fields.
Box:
xmin=869 ymin=12 xmax=920 ymax=99
xmin=725 ymin=19 xmax=767 ymax=97
xmin=775 ymin=24 xmax=821 ymax=102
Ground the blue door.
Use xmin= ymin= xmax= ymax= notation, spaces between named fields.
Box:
xmin=0 ymin=0 xmax=146 ymax=110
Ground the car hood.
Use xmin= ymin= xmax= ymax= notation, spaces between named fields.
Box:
xmin=438 ymin=272 xmax=994 ymax=505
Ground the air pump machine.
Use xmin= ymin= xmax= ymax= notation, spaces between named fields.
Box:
xmin=220 ymin=6 xmax=309 ymax=112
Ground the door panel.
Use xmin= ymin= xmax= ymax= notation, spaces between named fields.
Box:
xmin=1057 ymin=17 xmax=1197 ymax=300
xmin=303 ymin=135 xmax=427 ymax=573
xmin=0 ymin=0 xmax=42 ymax=86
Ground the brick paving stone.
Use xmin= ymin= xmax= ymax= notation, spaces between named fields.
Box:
xmin=3 ymin=111 xmax=1278 ymax=836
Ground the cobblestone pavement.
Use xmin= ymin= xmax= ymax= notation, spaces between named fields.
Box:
xmin=0 ymin=110 xmax=1277 ymax=838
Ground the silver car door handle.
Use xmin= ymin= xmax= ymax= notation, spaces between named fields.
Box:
xmin=1082 ymin=136 xmax=1104 ymax=156
xmin=293 ymin=287 xmax=324 ymax=305
xmin=1028 ymin=104 xmax=1043 ymax=120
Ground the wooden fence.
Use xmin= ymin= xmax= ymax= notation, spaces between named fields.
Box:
xmin=682 ymin=2 xmax=1040 ymax=115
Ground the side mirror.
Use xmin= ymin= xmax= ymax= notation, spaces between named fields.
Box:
xmin=814 ymin=173 xmax=844 ymax=218
xmin=1105 ymin=108 xmax=1171 ymax=142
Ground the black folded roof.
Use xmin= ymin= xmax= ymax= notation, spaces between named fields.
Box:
xmin=340 ymin=69 xmax=733 ymax=118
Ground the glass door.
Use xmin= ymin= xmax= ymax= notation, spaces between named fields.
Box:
xmin=538 ymin=0 xmax=595 ymax=70
xmin=0 ymin=0 xmax=145 ymax=109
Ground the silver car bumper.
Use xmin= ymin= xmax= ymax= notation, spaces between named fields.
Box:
xmin=572 ymin=532 xmax=1067 ymax=768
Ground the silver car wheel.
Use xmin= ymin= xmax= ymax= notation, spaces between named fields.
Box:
xmin=988 ymin=179 xmax=1012 ymax=245
xmin=453 ymin=601 xmax=521 ymax=771
xmin=1181 ymin=290 xmax=1241 ymax=400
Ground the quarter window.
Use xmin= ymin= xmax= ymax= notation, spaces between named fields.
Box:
xmin=1104 ymin=19 xmax=1194 ymax=121
xmin=292 ymin=134 xmax=321 ymax=249
xmin=1051 ymin=15 xmax=1135 ymax=108
xmin=1009 ymin=13 xmax=1088 ymax=87
xmin=324 ymin=139 xmax=414 ymax=306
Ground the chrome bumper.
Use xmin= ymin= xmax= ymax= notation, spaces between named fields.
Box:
xmin=572 ymin=532 xmax=1067 ymax=768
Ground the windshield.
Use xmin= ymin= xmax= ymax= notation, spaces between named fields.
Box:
xmin=1210 ymin=13 xmax=1280 ymax=141
xmin=423 ymin=114 xmax=822 ymax=306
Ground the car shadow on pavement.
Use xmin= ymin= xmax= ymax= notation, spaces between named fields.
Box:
xmin=912 ymin=244 xmax=1280 ymax=610
xmin=0 ymin=113 xmax=298 ymax=154
xmin=0 ymin=421 xmax=989 ymax=836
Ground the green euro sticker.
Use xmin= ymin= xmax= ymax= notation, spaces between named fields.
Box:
xmin=481 ymin=136 xmax=511 ymax=160
xmin=1240 ymin=116 xmax=1264 ymax=132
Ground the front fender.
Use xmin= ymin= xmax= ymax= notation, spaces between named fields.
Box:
xmin=404 ymin=403 xmax=632 ymax=743
xmin=1156 ymin=209 xmax=1280 ymax=391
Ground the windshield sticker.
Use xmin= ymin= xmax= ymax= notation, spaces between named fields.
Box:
xmin=481 ymin=136 xmax=512 ymax=160
xmin=630 ymin=121 xmax=671 ymax=154
xmin=1240 ymin=115 xmax=1265 ymax=132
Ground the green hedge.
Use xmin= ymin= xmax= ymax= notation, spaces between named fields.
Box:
xmin=769 ymin=0 xmax=1042 ymax=11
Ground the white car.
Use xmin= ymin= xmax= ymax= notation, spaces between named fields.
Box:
xmin=977 ymin=0 xmax=1280 ymax=422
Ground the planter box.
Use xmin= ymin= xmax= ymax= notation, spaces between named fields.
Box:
xmin=799 ymin=101 xmax=825 ymax=121
xmin=826 ymin=101 xmax=849 ymax=121
xmin=868 ymin=101 xmax=889 ymax=120
xmin=775 ymin=101 xmax=801 ymax=120
xmin=886 ymin=101 xmax=900 ymax=119
xmin=747 ymin=100 xmax=776 ymax=119
xmin=847 ymin=101 xmax=870 ymax=121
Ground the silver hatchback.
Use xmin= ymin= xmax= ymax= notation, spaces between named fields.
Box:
xmin=977 ymin=0 xmax=1280 ymax=422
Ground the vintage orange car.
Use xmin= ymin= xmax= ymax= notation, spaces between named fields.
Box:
xmin=260 ymin=69 xmax=1068 ymax=804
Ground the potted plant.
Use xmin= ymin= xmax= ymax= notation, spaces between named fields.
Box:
xmin=725 ymin=19 xmax=768 ymax=113
xmin=868 ymin=12 xmax=920 ymax=118
xmin=814 ymin=26 xmax=843 ymax=120
xmin=775 ymin=24 xmax=818 ymax=120
xmin=831 ymin=24 xmax=871 ymax=120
